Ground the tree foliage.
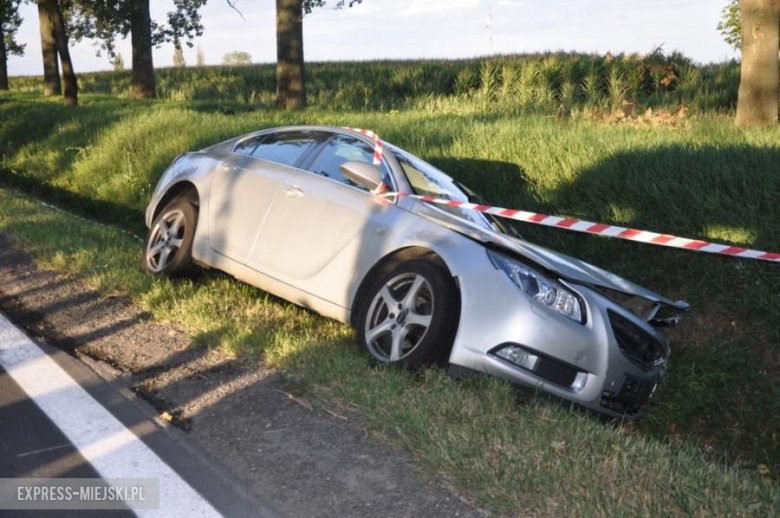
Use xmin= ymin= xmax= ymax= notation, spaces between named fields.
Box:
xmin=717 ymin=0 xmax=742 ymax=50
xmin=301 ymin=0 xmax=362 ymax=14
xmin=223 ymin=50 xmax=251 ymax=66
xmin=66 ymin=0 xmax=207 ymax=57
xmin=1 ymin=0 xmax=25 ymax=56
xmin=112 ymin=52 xmax=124 ymax=70
xmin=173 ymin=43 xmax=186 ymax=67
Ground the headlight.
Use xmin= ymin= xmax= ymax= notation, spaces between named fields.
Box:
xmin=487 ymin=249 xmax=584 ymax=323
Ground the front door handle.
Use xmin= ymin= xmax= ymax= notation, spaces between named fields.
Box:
xmin=284 ymin=185 xmax=304 ymax=198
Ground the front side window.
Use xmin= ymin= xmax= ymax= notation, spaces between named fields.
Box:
xmin=307 ymin=133 xmax=392 ymax=191
xmin=390 ymin=144 xmax=511 ymax=234
xmin=250 ymin=131 xmax=326 ymax=167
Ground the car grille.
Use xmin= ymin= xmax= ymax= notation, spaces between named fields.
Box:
xmin=601 ymin=376 xmax=657 ymax=415
xmin=608 ymin=310 xmax=667 ymax=371
xmin=534 ymin=357 xmax=578 ymax=387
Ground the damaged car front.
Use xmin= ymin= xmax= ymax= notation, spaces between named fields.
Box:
xmin=407 ymin=196 xmax=689 ymax=420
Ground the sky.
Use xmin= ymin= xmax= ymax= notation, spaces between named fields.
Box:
xmin=7 ymin=0 xmax=737 ymax=76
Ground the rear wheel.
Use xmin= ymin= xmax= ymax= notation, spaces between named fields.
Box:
xmin=356 ymin=257 xmax=459 ymax=368
xmin=143 ymin=199 xmax=198 ymax=277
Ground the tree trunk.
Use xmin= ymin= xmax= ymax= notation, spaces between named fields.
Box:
xmin=276 ymin=0 xmax=306 ymax=109
xmin=130 ymin=0 xmax=156 ymax=99
xmin=0 ymin=24 xmax=8 ymax=91
xmin=45 ymin=0 xmax=78 ymax=105
xmin=735 ymin=0 xmax=780 ymax=128
xmin=36 ymin=0 xmax=61 ymax=96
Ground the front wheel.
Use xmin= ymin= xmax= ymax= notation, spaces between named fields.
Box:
xmin=143 ymin=199 xmax=198 ymax=277
xmin=356 ymin=257 xmax=459 ymax=368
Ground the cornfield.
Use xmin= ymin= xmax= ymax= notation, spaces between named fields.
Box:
xmin=9 ymin=50 xmax=741 ymax=113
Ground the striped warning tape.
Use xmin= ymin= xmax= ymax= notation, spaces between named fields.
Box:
xmin=341 ymin=128 xmax=780 ymax=263
xmin=345 ymin=127 xmax=383 ymax=165
xmin=345 ymin=127 xmax=388 ymax=194
xmin=392 ymin=193 xmax=780 ymax=263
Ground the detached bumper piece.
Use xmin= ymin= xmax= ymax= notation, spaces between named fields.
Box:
xmin=601 ymin=375 xmax=657 ymax=416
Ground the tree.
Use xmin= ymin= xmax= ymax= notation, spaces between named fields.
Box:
xmin=734 ymin=0 xmax=780 ymax=128
xmin=67 ymin=0 xmax=208 ymax=99
xmin=196 ymin=42 xmax=205 ymax=66
xmin=275 ymin=0 xmax=362 ymax=109
xmin=130 ymin=0 xmax=155 ymax=98
xmin=173 ymin=42 xmax=186 ymax=67
xmin=36 ymin=0 xmax=60 ymax=96
xmin=718 ymin=0 xmax=742 ymax=50
xmin=38 ymin=0 xmax=77 ymax=105
xmin=0 ymin=0 xmax=25 ymax=90
xmin=276 ymin=0 xmax=304 ymax=108
xmin=222 ymin=50 xmax=252 ymax=65
xmin=112 ymin=52 xmax=124 ymax=71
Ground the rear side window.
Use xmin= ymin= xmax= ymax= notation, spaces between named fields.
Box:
xmin=250 ymin=131 xmax=325 ymax=167
xmin=307 ymin=133 xmax=391 ymax=190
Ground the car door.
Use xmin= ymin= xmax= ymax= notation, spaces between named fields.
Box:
xmin=208 ymin=130 xmax=325 ymax=262
xmin=246 ymin=132 xmax=396 ymax=292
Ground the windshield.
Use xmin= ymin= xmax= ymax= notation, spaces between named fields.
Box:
xmin=390 ymin=145 xmax=513 ymax=235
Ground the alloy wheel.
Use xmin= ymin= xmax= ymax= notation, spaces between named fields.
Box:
xmin=146 ymin=209 xmax=186 ymax=273
xmin=364 ymin=272 xmax=435 ymax=362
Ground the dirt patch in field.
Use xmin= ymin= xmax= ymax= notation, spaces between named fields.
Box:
xmin=0 ymin=233 xmax=481 ymax=518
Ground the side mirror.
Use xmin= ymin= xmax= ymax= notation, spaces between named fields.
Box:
xmin=340 ymin=161 xmax=383 ymax=192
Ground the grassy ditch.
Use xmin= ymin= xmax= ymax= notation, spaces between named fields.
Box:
xmin=0 ymin=91 xmax=778 ymax=515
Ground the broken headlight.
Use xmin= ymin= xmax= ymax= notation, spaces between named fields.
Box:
xmin=487 ymin=250 xmax=583 ymax=323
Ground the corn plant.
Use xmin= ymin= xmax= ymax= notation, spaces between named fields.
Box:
xmin=453 ymin=68 xmax=476 ymax=96
xmin=607 ymin=66 xmax=629 ymax=112
xmin=6 ymin=51 xmax=743 ymax=114
xmin=580 ymin=66 xmax=604 ymax=107
xmin=478 ymin=61 xmax=499 ymax=101
xmin=499 ymin=65 xmax=518 ymax=101
xmin=515 ymin=64 xmax=538 ymax=107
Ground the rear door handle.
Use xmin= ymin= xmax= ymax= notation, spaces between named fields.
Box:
xmin=284 ymin=185 xmax=304 ymax=198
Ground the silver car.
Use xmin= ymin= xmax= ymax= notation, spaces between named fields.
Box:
xmin=143 ymin=126 xmax=688 ymax=419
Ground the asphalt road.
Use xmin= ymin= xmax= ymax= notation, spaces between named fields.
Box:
xmin=0 ymin=311 xmax=278 ymax=517
xmin=0 ymin=233 xmax=479 ymax=518
xmin=0 ymin=364 xmax=133 ymax=518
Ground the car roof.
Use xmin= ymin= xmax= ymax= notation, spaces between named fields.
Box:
xmin=252 ymin=125 xmax=369 ymax=137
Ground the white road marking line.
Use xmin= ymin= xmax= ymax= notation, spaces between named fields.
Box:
xmin=0 ymin=312 xmax=221 ymax=518
xmin=17 ymin=444 xmax=72 ymax=458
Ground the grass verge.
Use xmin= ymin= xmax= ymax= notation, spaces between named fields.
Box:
xmin=0 ymin=186 xmax=777 ymax=516
xmin=1 ymin=91 xmax=778 ymax=514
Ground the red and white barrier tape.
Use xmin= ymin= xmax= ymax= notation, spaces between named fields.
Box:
xmin=394 ymin=193 xmax=780 ymax=263
xmin=344 ymin=127 xmax=779 ymax=263
xmin=345 ymin=127 xmax=383 ymax=165
xmin=345 ymin=127 xmax=388 ymax=194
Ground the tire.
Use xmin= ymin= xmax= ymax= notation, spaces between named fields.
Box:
xmin=142 ymin=198 xmax=198 ymax=278
xmin=356 ymin=256 xmax=459 ymax=368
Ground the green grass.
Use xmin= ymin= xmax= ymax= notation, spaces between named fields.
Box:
xmin=0 ymin=90 xmax=778 ymax=515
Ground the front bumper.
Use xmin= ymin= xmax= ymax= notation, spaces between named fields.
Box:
xmin=447 ymin=261 xmax=668 ymax=419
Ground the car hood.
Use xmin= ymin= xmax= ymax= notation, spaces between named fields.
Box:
xmin=408 ymin=200 xmax=689 ymax=313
